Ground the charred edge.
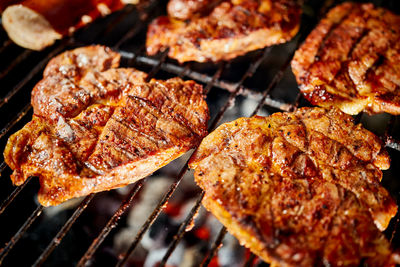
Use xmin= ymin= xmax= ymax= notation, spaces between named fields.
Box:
xmin=348 ymin=28 xmax=370 ymax=60
xmin=363 ymin=53 xmax=386 ymax=89
xmin=312 ymin=6 xmax=355 ymax=64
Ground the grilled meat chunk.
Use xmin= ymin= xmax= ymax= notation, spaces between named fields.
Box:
xmin=4 ymin=46 xmax=209 ymax=206
xmin=167 ymin=0 xmax=213 ymax=20
xmin=189 ymin=107 xmax=397 ymax=266
xmin=147 ymin=0 xmax=301 ymax=63
xmin=292 ymin=3 xmax=400 ymax=115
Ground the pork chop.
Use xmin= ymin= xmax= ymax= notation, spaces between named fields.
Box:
xmin=147 ymin=0 xmax=301 ymax=63
xmin=4 ymin=46 xmax=209 ymax=206
xmin=189 ymin=107 xmax=397 ymax=266
xmin=292 ymin=3 xmax=400 ymax=115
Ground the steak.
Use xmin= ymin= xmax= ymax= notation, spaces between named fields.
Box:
xmin=147 ymin=0 xmax=301 ymax=63
xmin=189 ymin=107 xmax=397 ymax=266
xmin=292 ymin=3 xmax=400 ymax=115
xmin=4 ymin=46 xmax=209 ymax=206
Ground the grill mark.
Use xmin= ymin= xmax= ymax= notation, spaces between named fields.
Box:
xmin=366 ymin=31 xmax=400 ymax=92
xmin=312 ymin=7 xmax=354 ymax=64
xmin=109 ymin=127 xmax=150 ymax=160
xmin=156 ymin=81 xmax=203 ymax=135
xmin=113 ymin=99 xmax=171 ymax=146
xmin=131 ymin=95 xmax=198 ymax=140
xmin=84 ymin=107 xmax=116 ymax=165
xmin=324 ymin=24 xmax=370 ymax=92
xmin=116 ymin=117 xmax=169 ymax=148
xmin=377 ymin=25 xmax=400 ymax=88
xmin=363 ymin=53 xmax=386 ymax=90
xmin=348 ymin=28 xmax=370 ymax=60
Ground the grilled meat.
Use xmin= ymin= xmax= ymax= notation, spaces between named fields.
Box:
xmin=292 ymin=3 xmax=400 ymax=115
xmin=167 ymin=0 xmax=214 ymax=20
xmin=147 ymin=0 xmax=301 ymax=63
xmin=189 ymin=107 xmax=397 ymax=266
xmin=2 ymin=0 xmax=139 ymax=50
xmin=4 ymin=46 xmax=209 ymax=206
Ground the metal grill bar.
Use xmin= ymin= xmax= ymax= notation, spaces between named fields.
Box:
xmin=0 ymin=162 xmax=6 ymax=176
xmin=119 ymin=51 xmax=293 ymax=112
xmin=292 ymin=91 xmax=304 ymax=111
xmin=0 ymin=39 xmax=12 ymax=55
xmin=0 ymin=103 xmax=31 ymax=140
xmin=77 ymin=181 xmax=144 ymax=267
xmin=0 ymin=177 xmax=32 ymax=215
xmin=250 ymin=50 xmax=295 ymax=117
xmin=116 ymin=165 xmax=190 ymax=267
xmin=101 ymin=5 xmax=136 ymax=38
xmin=177 ymin=63 xmax=192 ymax=79
xmin=113 ymin=1 xmax=158 ymax=49
xmin=145 ymin=50 xmax=169 ymax=82
xmin=33 ymin=194 xmax=95 ymax=267
xmin=200 ymin=226 xmax=228 ymax=267
xmin=204 ymin=63 xmax=225 ymax=94
xmin=0 ymin=50 xmax=32 ymax=81
xmin=0 ymin=204 xmax=44 ymax=264
xmin=208 ymin=47 xmax=272 ymax=130
xmin=385 ymin=115 xmax=400 ymax=151
xmin=0 ymin=42 xmax=68 ymax=109
xmin=244 ymin=253 xmax=257 ymax=267
xmin=158 ymin=191 xmax=205 ymax=266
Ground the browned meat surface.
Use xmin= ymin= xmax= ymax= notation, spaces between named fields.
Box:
xmin=4 ymin=46 xmax=209 ymax=206
xmin=2 ymin=0 xmax=139 ymax=50
xmin=292 ymin=3 xmax=400 ymax=115
xmin=167 ymin=0 xmax=214 ymax=20
xmin=147 ymin=0 xmax=301 ymax=63
xmin=189 ymin=107 xmax=397 ymax=266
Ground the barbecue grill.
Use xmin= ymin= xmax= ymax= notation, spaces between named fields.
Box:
xmin=1 ymin=0 xmax=400 ymax=266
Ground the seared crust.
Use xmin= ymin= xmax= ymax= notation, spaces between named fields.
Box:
xmin=167 ymin=0 xmax=213 ymax=20
xmin=4 ymin=46 xmax=209 ymax=206
xmin=292 ymin=3 xmax=400 ymax=115
xmin=189 ymin=107 xmax=396 ymax=266
xmin=147 ymin=0 xmax=301 ymax=63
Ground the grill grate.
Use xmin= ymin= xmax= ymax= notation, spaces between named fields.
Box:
xmin=0 ymin=0 xmax=400 ymax=266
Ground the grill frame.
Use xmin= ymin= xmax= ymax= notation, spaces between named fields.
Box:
xmin=0 ymin=0 xmax=400 ymax=266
